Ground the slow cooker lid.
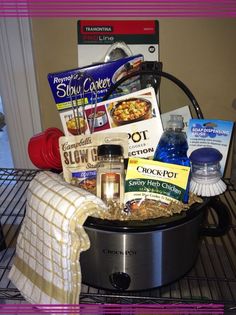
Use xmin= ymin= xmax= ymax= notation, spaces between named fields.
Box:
xmin=84 ymin=197 xmax=210 ymax=232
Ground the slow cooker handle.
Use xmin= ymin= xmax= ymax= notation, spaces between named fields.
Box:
xmin=200 ymin=198 xmax=231 ymax=237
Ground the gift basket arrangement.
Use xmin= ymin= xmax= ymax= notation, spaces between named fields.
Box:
xmin=8 ymin=43 xmax=234 ymax=303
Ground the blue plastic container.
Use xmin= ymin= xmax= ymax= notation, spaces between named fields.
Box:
xmin=154 ymin=114 xmax=190 ymax=202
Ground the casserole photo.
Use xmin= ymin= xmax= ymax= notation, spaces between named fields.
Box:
xmin=110 ymin=97 xmax=152 ymax=126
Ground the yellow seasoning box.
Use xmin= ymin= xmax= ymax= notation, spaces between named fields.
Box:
xmin=125 ymin=157 xmax=191 ymax=206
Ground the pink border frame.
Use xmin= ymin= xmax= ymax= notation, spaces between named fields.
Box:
xmin=0 ymin=0 xmax=236 ymax=17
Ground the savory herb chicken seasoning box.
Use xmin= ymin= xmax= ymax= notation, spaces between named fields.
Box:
xmin=125 ymin=157 xmax=191 ymax=207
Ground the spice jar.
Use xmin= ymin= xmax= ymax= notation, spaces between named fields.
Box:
xmin=96 ymin=144 xmax=125 ymax=207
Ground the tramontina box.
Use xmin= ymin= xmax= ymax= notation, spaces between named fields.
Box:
xmin=77 ymin=20 xmax=159 ymax=66
xmin=47 ymin=54 xmax=143 ymax=136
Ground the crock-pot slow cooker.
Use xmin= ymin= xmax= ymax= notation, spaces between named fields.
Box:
xmin=80 ymin=198 xmax=230 ymax=291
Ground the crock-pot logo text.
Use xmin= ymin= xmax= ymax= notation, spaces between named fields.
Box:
xmin=137 ymin=166 xmax=177 ymax=179
xmin=53 ymin=75 xmax=111 ymax=98
xmin=102 ymin=249 xmax=137 ymax=256
xmin=128 ymin=130 xmax=154 ymax=157
xmin=128 ymin=130 xmax=148 ymax=143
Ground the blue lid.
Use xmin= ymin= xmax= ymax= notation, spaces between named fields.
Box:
xmin=189 ymin=147 xmax=223 ymax=164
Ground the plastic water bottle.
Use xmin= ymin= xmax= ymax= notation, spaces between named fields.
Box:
xmin=154 ymin=114 xmax=190 ymax=202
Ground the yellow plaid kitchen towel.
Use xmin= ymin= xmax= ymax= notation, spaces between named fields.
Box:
xmin=8 ymin=171 xmax=107 ymax=304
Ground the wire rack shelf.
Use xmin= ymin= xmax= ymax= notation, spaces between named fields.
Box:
xmin=0 ymin=169 xmax=235 ymax=312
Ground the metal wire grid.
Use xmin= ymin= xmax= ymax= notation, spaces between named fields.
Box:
xmin=0 ymin=169 xmax=235 ymax=311
xmin=0 ymin=169 xmax=38 ymax=300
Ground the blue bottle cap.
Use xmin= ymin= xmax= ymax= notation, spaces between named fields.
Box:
xmin=189 ymin=147 xmax=223 ymax=164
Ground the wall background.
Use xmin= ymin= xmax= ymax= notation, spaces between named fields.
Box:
xmin=31 ymin=18 xmax=236 ymax=176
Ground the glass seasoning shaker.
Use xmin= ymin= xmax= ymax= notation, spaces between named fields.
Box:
xmin=96 ymin=144 xmax=125 ymax=207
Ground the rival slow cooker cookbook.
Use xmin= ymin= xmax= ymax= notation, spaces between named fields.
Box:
xmin=80 ymin=63 xmax=231 ymax=291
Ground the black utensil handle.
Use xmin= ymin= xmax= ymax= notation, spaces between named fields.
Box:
xmin=201 ymin=198 xmax=231 ymax=237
